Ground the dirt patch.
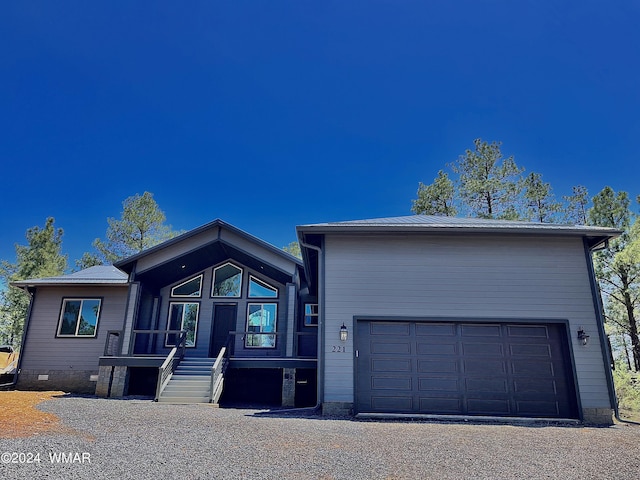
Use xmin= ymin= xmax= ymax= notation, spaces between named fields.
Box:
xmin=0 ymin=390 xmax=80 ymax=438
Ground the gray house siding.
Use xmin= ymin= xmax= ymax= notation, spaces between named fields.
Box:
xmin=17 ymin=285 xmax=128 ymax=392
xmin=322 ymin=234 xmax=611 ymax=418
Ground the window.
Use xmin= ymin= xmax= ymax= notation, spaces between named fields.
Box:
xmin=248 ymin=275 xmax=278 ymax=298
xmin=171 ymin=274 xmax=203 ymax=297
xmin=212 ymin=263 xmax=242 ymax=297
xmin=57 ymin=299 xmax=101 ymax=337
xmin=166 ymin=302 xmax=199 ymax=348
xmin=245 ymin=303 xmax=277 ymax=348
xmin=304 ymin=304 xmax=318 ymax=326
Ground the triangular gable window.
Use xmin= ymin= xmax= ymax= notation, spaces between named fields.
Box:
xmin=213 ymin=262 xmax=243 ymax=297
xmin=171 ymin=274 xmax=203 ymax=298
xmin=248 ymin=275 xmax=278 ymax=298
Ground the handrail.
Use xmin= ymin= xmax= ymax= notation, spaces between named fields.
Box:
xmin=154 ymin=330 xmax=187 ymax=401
xmin=210 ymin=336 xmax=231 ymax=403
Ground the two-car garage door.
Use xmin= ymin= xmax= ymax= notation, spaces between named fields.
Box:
xmin=355 ymin=320 xmax=578 ymax=418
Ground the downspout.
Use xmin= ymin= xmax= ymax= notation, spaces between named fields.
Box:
xmin=584 ymin=238 xmax=640 ymax=425
xmin=1 ymin=287 xmax=35 ymax=388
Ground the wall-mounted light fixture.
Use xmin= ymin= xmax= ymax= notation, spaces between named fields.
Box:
xmin=340 ymin=323 xmax=348 ymax=342
xmin=577 ymin=327 xmax=590 ymax=346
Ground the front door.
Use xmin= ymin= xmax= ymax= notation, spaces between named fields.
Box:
xmin=210 ymin=304 xmax=237 ymax=357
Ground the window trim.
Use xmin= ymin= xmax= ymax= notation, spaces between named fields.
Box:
xmin=211 ymin=262 xmax=243 ymax=298
xmin=165 ymin=301 xmax=200 ymax=348
xmin=248 ymin=275 xmax=279 ymax=298
xmin=245 ymin=302 xmax=278 ymax=349
xmin=56 ymin=298 xmax=102 ymax=338
xmin=304 ymin=303 xmax=318 ymax=327
xmin=170 ymin=274 xmax=203 ymax=298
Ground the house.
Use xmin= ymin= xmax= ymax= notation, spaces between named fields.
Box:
xmin=12 ymin=216 xmax=620 ymax=424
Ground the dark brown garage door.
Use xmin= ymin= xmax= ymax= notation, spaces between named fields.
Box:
xmin=355 ymin=321 xmax=578 ymax=418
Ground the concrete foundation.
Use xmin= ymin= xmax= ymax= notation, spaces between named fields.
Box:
xmin=322 ymin=402 xmax=353 ymax=416
xmin=582 ymin=408 xmax=614 ymax=425
xmin=16 ymin=369 xmax=97 ymax=394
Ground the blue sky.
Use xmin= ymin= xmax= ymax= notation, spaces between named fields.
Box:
xmin=1 ymin=1 xmax=639 ymax=268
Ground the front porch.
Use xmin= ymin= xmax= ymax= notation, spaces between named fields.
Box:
xmin=96 ymin=329 xmax=317 ymax=407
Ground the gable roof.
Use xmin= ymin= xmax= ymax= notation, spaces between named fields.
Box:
xmin=114 ymin=219 xmax=302 ymax=289
xmin=115 ymin=219 xmax=302 ymax=270
xmin=298 ymin=215 xmax=621 ymax=247
xmin=11 ymin=265 xmax=129 ymax=289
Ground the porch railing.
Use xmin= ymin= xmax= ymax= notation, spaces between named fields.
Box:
xmin=210 ymin=337 xmax=231 ymax=404
xmin=154 ymin=330 xmax=187 ymax=401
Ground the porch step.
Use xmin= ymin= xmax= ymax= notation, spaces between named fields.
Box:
xmin=157 ymin=358 xmax=217 ymax=404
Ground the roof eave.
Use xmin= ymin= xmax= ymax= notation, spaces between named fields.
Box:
xmin=297 ymin=224 xmax=623 ymax=248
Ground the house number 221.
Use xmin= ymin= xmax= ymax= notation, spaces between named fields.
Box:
xmin=332 ymin=345 xmax=346 ymax=353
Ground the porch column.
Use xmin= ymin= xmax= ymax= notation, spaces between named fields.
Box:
xmin=109 ymin=366 xmax=130 ymax=397
xmin=282 ymin=368 xmax=296 ymax=407
xmin=121 ymin=282 xmax=141 ymax=355
xmin=95 ymin=365 xmax=113 ymax=397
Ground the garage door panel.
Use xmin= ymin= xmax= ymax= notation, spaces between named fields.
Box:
xmin=419 ymin=397 xmax=462 ymax=413
xmin=416 ymin=324 xmax=456 ymax=336
xmin=418 ymin=359 xmax=458 ymax=373
xmin=511 ymin=360 xmax=554 ymax=376
xmin=372 ymin=376 xmax=412 ymax=391
xmin=510 ymin=344 xmax=552 ymax=356
xmin=371 ymin=341 xmax=411 ymax=355
xmin=370 ymin=322 xmax=410 ymax=336
xmin=513 ymin=379 xmax=557 ymax=394
xmin=516 ymin=401 xmax=560 ymax=416
xmin=507 ymin=325 xmax=549 ymax=338
xmin=371 ymin=358 xmax=412 ymax=372
xmin=465 ymin=378 xmax=508 ymax=393
xmin=462 ymin=342 xmax=504 ymax=356
xmin=419 ymin=377 xmax=459 ymax=392
xmin=463 ymin=359 xmax=506 ymax=375
xmin=461 ymin=324 xmax=502 ymax=337
xmin=416 ymin=342 xmax=457 ymax=355
xmin=467 ymin=399 xmax=510 ymax=414
xmin=356 ymin=320 xmax=578 ymax=418
xmin=372 ymin=396 xmax=413 ymax=411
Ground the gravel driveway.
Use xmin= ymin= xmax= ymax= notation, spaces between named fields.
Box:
xmin=1 ymin=395 xmax=639 ymax=479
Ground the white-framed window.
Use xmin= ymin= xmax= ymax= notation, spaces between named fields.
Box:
xmin=248 ymin=275 xmax=278 ymax=298
xmin=245 ymin=303 xmax=277 ymax=348
xmin=304 ymin=304 xmax=318 ymax=327
xmin=171 ymin=274 xmax=203 ymax=298
xmin=212 ymin=262 xmax=243 ymax=297
xmin=166 ymin=302 xmax=199 ymax=348
xmin=57 ymin=298 xmax=101 ymax=337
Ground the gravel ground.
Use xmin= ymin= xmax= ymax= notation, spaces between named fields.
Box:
xmin=1 ymin=395 xmax=639 ymax=480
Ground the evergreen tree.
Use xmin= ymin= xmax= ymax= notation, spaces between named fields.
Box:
xmin=522 ymin=172 xmax=561 ymax=222
xmin=0 ymin=218 xmax=67 ymax=347
xmin=563 ymin=185 xmax=589 ymax=225
xmin=449 ymin=138 xmax=524 ymax=219
xmin=283 ymin=241 xmax=302 ymax=259
xmin=88 ymin=192 xmax=182 ymax=264
xmin=411 ymin=170 xmax=457 ymax=216
xmin=589 ymin=187 xmax=640 ymax=370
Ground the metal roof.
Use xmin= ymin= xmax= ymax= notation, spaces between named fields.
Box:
xmin=11 ymin=265 xmax=129 ymax=288
xmin=298 ymin=215 xmax=621 ymax=236
xmin=297 ymin=215 xmax=622 ymax=258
